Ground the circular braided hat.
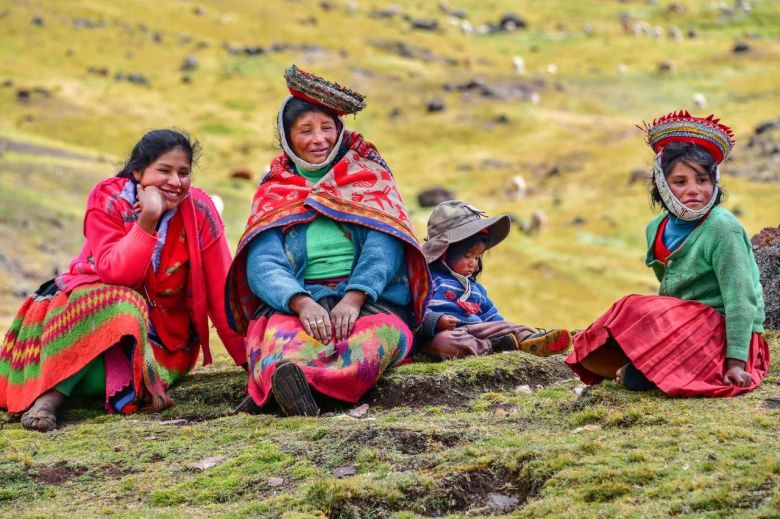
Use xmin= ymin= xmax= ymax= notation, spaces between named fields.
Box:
xmin=640 ymin=110 xmax=735 ymax=164
xmin=284 ymin=64 xmax=366 ymax=116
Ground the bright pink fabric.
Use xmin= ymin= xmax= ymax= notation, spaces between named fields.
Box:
xmin=56 ymin=177 xmax=245 ymax=367
xmin=565 ymin=294 xmax=770 ymax=398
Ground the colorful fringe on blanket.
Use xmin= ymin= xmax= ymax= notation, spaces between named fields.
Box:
xmin=246 ymin=312 xmax=413 ymax=405
xmin=0 ymin=281 xmax=192 ymax=414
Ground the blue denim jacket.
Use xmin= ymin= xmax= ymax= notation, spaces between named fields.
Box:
xmin=246 ymin=221 xmax=411 ymax=313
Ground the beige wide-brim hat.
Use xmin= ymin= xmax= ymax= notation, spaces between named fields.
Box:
xmin=421 ymin=200 xmax=511 ymax=264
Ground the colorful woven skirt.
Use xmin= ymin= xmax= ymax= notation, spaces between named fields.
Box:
xmin=0 ymin=281 xmax=191 ymax=414
xmin=246 ymin=312 xmax=413 ymax=406
xmin=565 ymin=294 xmax=770 ymax=398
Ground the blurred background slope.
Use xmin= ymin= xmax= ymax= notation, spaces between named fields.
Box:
xmin=1 ymin=0 xmax=779 ymax=330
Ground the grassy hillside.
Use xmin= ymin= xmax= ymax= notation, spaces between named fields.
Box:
xmin=1 ymin=0 xmax=779 ymax=326
xmin=1 ymin=1 xmax=780 ymax=516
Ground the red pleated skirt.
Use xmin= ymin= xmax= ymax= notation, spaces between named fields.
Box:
xmin=565 ymin=295 xmax=770 ymax=398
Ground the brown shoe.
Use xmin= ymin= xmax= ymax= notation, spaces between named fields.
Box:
xmin=271 ymin=361 xmax=319 ymax=417
xmin=519 ymin=329 xmax=572 ymax=357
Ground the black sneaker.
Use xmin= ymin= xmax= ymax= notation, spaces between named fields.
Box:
xmin=271 ymin=361 xmax=319 ymax=417
xmin=490 ymin=333 xmax=519 ymax=352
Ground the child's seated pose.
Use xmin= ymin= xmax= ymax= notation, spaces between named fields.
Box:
xmin=566 ymin=111 xmax=770 ymax=397
xmin=420 ymin=200 xmax=572 ymax=360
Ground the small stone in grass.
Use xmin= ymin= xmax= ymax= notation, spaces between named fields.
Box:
xmin=187 ymin=455 xmax=228 ymax=471
xmin=267 ymin=476 xmax=284 ymax=487
xmin=333 ymin=466 xmax=357 ymax=478
xmin=159 ymin=419 xmax=188 ymax=426
xmin=348 ymin=403 xmax=369 ymax=418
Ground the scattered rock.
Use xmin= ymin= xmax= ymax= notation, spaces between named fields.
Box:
xmin=571 ymin=216 xmax=587 ymax=226
xmin=495 ymin=114 xmax=510 ymax=124
xmin=411 ymin=18 xmax=438 ymax=31
xmin=668 ymin=3 xmax=688 ymax=14
xmin=514 ymin=385 xmax=532 ymax=394
xmin=333 ymin=466 xmax=357 ymax=478
xmin=764 ymin=398 xmax=780 ymax=410
xmin=193 ymin=5 xmax=206 ymax=16
xmin=418 ymin=187 xmax=455 ymax=208
xmin=628 ymin=168 xmax=650 ymax=185
xmin=32 ymin=16 xmax=44 ymax=27
xmin=230 ymin=168 xmax=254 ymax=181
xmin=371 ymin=6 xmax=402 ymax=18
xmin=755 ymin=119 xmax=780 ymax=135
xmin=73 ymin=18 xmax=105 ymax=29
xmin=573 ymin=386 xmax=585 ymax=397
xmin=267 ymin=476 xmax=285 ymax=487
xmin=370 ymin=39 xmax=457 ymax=65
xmin=725 ymin=119 xmax=780 ymax=181
xmin=657 ymin=60 xmax=676 ymax=75
xmin=751 ymin=225 xmax=780 ymax=329
xmin=181 ymin=75 xmax=192 ymax=84
xmin=87 ymin=66 xmax=109 ymax=77
xmin=426 ymin=98 xmax=445 ymax=113
xmin=668 ymin=25 xmax=683 ymax=42
xmin=486 ymin=492 xmax=520 ymax=512
xmin=572 ymin=424 xmax=602 ymax=433
xmin=505 ymin=176 xmax=527 ymax=201
xmin=520 ymin=210 xmax=547 ymax=235
xmin=2 ymin=79 xmax=13 ymax=87
xmin=443 ymin=78 xmax=541 ymax=102
xmin=186 ymin=455 xmax=228 ymax=471
xmin=708 ymin=452 xmax=719 ymax=460
xmin=499 ymin=12 xmax=527 ymax=31
xmin=127 ymin=73 xmax=149 ymax=85
xmin=181 ymin=55 xmax=198 ymax=71
xmin=687 ymin=26 xmax=698 ymax=38
xmin=348 ymin=403 xmax=370 ymax=418
xmin=733 ymin=40 xmax=751 ymax=53
xmin=319 ymin=1 xmax=334 ymax=10
xmin=388 ymin=107 xmax=402 ymax=119
xmin=158 ymin=419 xmax=188 ymax=426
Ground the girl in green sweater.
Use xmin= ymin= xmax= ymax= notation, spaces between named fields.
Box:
xmin=566 ymin=111 xmax=769 ymax=397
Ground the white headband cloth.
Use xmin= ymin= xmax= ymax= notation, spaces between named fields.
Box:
xmin=277 ymin=95 xmax=345 ymax=172
xmin=652 ymin=152 xmax=719 ymax=221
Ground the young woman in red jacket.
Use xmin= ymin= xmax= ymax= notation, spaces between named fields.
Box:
xmin=0 ymin=129 xmax=245 ymax=431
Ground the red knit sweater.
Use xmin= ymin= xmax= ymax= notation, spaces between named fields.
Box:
xmin=56 ymin=177 xmax=245 ymax=367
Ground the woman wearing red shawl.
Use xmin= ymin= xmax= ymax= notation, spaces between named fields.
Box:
xmin=226 ymin=66 xmax=430 ymax=416
xmin=0 ymin=130 xmax=246 ymax=431
xmin=565 ymin=111 xmax=769 ymax=397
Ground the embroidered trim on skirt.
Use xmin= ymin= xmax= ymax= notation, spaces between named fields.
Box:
xmin=0 ymin=280 xmax=194 ymax=414
xmin=565 ymin=294 xmax=770 ymax=398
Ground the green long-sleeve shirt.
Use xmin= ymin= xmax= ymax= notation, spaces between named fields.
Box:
xmin=645 ymin=206 xmax=765 ymax=361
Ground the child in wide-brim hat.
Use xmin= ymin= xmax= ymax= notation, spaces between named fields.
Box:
xmin=420 ymin=200 xmax=572 ymax=360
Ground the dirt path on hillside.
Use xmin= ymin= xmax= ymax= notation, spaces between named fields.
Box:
xmin=0 ymin=138 xmax=104 ymax=163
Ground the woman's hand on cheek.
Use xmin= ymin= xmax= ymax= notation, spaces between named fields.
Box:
xmin=331 ymin=291 xmax=368 ymax=342
xmin=723 ymin=358 xmax=752 ymax=387
xmin=136 ymin=184 xmax=166 ymax=234
xmin=290 ymin=294 xmax=332 ymax=344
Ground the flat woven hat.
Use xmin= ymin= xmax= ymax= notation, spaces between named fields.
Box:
xmin=640 ymin=110 xmax=735 ymax=164
xmin=284 ymin=64 xmax=366 ymax=116
xmin=421 ymin=200 xmax=511 ymax=264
